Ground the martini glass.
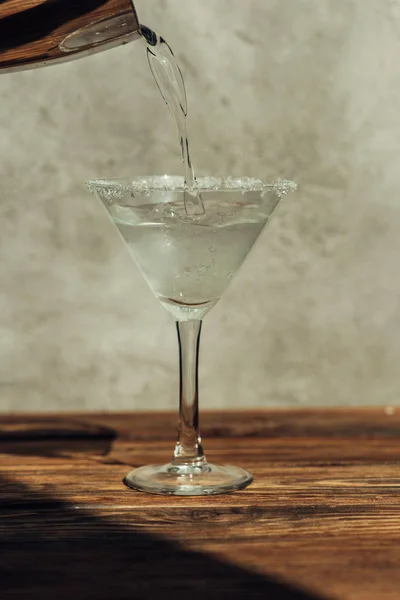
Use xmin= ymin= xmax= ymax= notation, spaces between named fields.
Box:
xmin=87 ymin=176 xmax=295 ymax=495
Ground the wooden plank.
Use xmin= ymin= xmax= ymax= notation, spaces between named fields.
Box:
xmin=0 ymin=410 xmax=399 ymax=599
xmin=1 ymin=407 xmax=400 ymax=440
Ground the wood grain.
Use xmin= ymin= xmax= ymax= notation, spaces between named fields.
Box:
xmin=1 ymin=409 xmax=400 ymax=599
xmin=0 ymin=0 xmax=139 ymax=71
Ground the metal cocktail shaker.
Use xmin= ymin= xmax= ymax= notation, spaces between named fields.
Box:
xmin=0 ymin=0 xmax=141 ymax=73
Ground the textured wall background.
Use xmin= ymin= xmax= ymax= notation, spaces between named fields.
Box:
xmin=1 ymin=0 xmax=400 ymax=412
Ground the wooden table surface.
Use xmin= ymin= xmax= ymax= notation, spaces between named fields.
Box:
xmin=1 ymin=409 xmax=400 ymax=599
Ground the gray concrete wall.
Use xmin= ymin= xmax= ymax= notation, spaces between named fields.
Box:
xmin=1 ymin=0 xmax=399 ymax=412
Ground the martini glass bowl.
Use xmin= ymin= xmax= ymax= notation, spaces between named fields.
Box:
xmin=87 ymin=176 xmax=295 ymax=495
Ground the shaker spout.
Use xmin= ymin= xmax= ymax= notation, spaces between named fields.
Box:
xmin=0 ymin=0 xmax=141 ymax=73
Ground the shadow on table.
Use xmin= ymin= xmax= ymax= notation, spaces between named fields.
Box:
xmin=0 ymin=473 xmax=325 ymax=600
xmin=0 ymin=417 xmax=117 ymax=460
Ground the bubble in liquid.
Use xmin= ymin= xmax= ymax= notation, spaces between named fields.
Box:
xmin=196 ymin=264 xmax=210 ymax=280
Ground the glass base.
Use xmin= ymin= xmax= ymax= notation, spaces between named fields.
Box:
xmin=124 ymin=462 xmax=253 ymax=496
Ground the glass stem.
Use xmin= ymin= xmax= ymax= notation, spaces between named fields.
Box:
xmin=173 ymin=319 xmax=206 ymax=466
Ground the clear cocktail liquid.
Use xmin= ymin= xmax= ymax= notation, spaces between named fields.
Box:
xmin=124 ymin=26 xmax=272 ymax=319
xmin=110 ymin=192 xmax=270 ymax=319
xmin=140 ymin=25 xmax=204 ymax=216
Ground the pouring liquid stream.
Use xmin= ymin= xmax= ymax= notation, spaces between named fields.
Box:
xmin=140 ymin=25 xmax=205 ymax=216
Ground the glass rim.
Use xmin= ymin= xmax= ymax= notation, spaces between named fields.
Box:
xmin=86 ymin=175 xmax=296 ymax=196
